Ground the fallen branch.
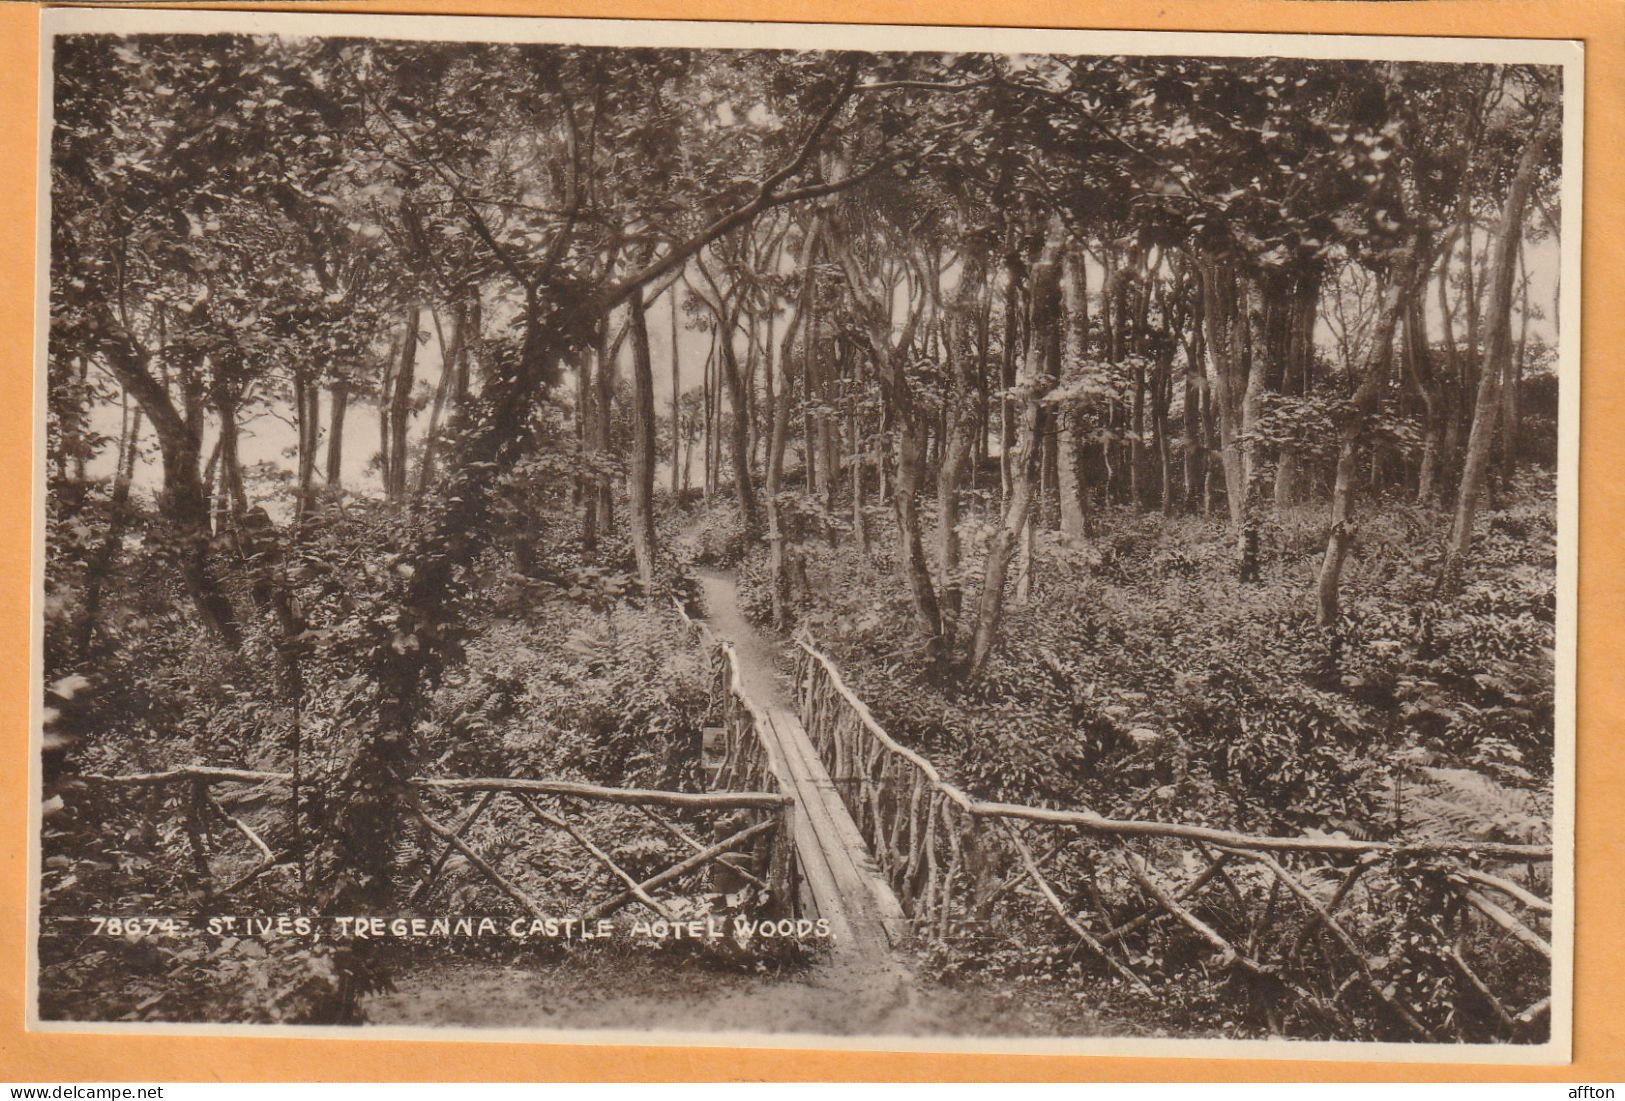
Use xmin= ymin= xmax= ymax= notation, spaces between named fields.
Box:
xmin=217 ymin=850 xmax=289 ymax=897
xmin=76 ymin=768 xmax=789 ymax=813
xmin=1101 ymin=851 xmax=1229 ymax=947
xmin=1517 ymin=996 xmax=1551 ymax=1025
xmin=1288 ymin=854 xmax=1380 ymax=959
xmin=635 ymin=803 xmax=766 ymax=890
xmin=1445 ymin=944 xmax=1518 ymax=1033
xmin=1451 ymin=866 xmax=1552 ymax=915
xmin=79 ymin=766 xmax=292 ymax=787
xmin=979 ymin=837 xmax=1069 ymax=913
xmin=205 ymin=792 xmax=274 ymax=864
xmin=979 ymin=802 xmax=1550 ymax=862
xmin=1115 ymin=843 xmax=1349 ymax=1033
xmin=1118 ymin=846 xmax=1233 ymax=961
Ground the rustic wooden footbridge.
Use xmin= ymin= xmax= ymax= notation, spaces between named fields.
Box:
xmin=65 ymin=584 xmax=1557 ymax=1042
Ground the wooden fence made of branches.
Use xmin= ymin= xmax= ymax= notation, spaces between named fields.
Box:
xmin=792 ymin=640 xmax=1555 ymax=1043
xmin=64 ymin=764 xmax=796 ymax=926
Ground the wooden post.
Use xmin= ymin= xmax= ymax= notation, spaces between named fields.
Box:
xmin=184 ymin=779 xmax=213 ymax=887
xmin=960 ymin=813 xmax=996 ymax=925
xmin=766 ymin=804 xmax=797 ymax=917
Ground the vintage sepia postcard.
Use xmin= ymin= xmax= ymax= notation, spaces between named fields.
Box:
xmin=26 ymin=5 xmax=1579 ymax=1066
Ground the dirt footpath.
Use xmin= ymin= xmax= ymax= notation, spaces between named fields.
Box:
xmin=366 ymin=945 xmax=1128 ymax=1039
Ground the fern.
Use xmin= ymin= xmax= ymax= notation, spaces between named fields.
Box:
xmin=1391 ymin=766 xmax=1549 ymax=844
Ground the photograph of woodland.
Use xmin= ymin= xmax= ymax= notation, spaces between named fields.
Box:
xmin=38 ymin=18 xmax=1567 ymax=1050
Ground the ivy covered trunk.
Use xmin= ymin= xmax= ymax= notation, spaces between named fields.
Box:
xmin=97 ymin=315 xmax=242 ymax=649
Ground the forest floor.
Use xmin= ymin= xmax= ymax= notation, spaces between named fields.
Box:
xmin=364 ymin=944 xmax=1154 ymax=1038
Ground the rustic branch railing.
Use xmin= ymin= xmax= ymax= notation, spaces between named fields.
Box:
xmin=674 ymin=599 xmax=778 ymax=796
xmin=67 ymin=766 xmax=796 ymax=926
xmin=793 ymin=639 xmax=1555 ymax=1043
xmin=673 ymin=598 xmax=801 ymax=910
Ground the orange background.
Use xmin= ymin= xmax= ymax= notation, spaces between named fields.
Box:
xmin=0 ymin=0 xmax=1619 ymax=1082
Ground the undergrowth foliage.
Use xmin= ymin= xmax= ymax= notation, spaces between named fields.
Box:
xmin=39 ymin=391 xmax=733 ymax=1023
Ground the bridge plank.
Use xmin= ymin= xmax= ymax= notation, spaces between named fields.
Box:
xmin=693 ymin=569 xmax=906 ymax=959
xmin=763 ymin=707 xmax=909 ymax=943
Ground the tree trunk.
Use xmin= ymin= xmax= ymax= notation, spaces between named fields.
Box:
xmin=968 ymin=218 xmax=1063 ymax=681
xmin=820 ymin=401 xmax=839 ymax=514
xmin=717 ymin=319 xmax=759 ymax=531
xmin=1130 ymin=345 xmax=1147 ymax=510
xmin=214 ymin=388 xmax=250 ymax=539
xmin=894 ymin=416 xmax=943 ymax=662
xmin=937 ymin=251 xmax=986 ymax=650
xmin=1274 ymin=448 xmax=1300 ymax=512
xmin=669 ymin=289 xmax=683 ymax=496
xmin=1155 ymin=396 xmax=1175 ymax=517
xmin=1404 ymin=293 xmax=1444 ymax=506
xmin=626 ymin=286 xmax=659 ymax=591
xmin=594 ymin=312 xmax=616 ymax=534
xmin=101 ymin=324 xmax=239 ymax=649
xmin=1041 ymin=411 xmax=1060 ymax=529
xmin=378 ymin=329 xmax=399 ymax=495
xmin=78 ymin=399 xmax=142 ymax=658
xmin=1445 ymin=105 xmax=1557 ymax=583
xmin=1182 ymin=268 xmax=1207 ymax=514
xmin=998 ymin=246 xmax=1022 ymax=503
xmin=326 ymin=381 xmax=349 ymax=488
xmin=762 ymin=310 xmax=777 ymax=488
xmin=1502 ymin=242 xmax=1531 ymax=477
xmin=743 ymin=310 xmax=761 ymax=476
xmin=767 ymin=379 xmax=794 ymax=629
xmin=295 ymin=371 xmax=321 ymax=523
xmin=1058 ymin=247 xmax=1091 ymax=535
xmin=802 ymin=300 xmax=818 ymax=496
xmin=849 ymin=351 xmax=868 ymax=554
xmin=701 ymin=338 xmax=714 ymax=500
xmin=1201 ymin=258 xmax=1260 ymax=578
xmin=579 ymin=342 xmax=599 ymax=547
xmin=388 ymin=304 xmax=419 ymax=500
xmin=767 ymin=219 xmax=822 ymax=627
xmin=1316 ymin=254 xmax=1412 ymax=625
xmin=457 ymin=295 xmax=477 ymax=401
xmin=417 ymin=303 xmax=464 ymax=493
